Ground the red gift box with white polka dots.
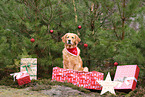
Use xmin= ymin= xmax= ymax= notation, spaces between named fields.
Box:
xmin=114 ymin=65 xmax=140 ymax=90
xmin=52 ymin=67 xmax=104 ymax=90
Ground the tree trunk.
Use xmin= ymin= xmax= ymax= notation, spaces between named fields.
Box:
xmin=73 ymin=0 xmax=77 ymax=23
xmin=121 ymin=0 xmax=125 ymax=40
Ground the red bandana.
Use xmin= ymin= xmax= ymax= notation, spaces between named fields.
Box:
xmin=66 ymin=47 xmax=78 ymax=56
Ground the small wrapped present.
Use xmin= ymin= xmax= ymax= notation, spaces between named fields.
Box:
xmin=20 ymin=58 xmax=37 ymax=80
xmin=114 ymin=65 xmax=140 ymax=91
xmin=52 ymin=67 xmax=104 ymax=90
xmin=10 ymin=71 xmax=31 ymax=86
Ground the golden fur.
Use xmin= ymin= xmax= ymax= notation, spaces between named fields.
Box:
xmin=61 ymin=33 xmax=88 ymax=72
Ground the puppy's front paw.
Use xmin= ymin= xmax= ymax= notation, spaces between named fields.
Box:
xmin=83 ymin=67 xmax=89 ymax=72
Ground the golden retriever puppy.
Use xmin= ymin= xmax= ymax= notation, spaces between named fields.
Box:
xmin=61 ymin=33 xmax=88 ymax=72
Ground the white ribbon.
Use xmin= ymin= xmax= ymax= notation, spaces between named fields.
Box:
xmin=10 ymin=71 xmax=27 ymax=81
xmin=114 ymin=77 xmax=137 ymax=87
xmin=10 ymin=73 xmax=21 ymax=81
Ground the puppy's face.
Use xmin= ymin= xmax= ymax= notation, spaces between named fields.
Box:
xmin=66 ymin=33 xmax=76 ymax=45
xmin=62 ymin=33 xmax=81 ymax=46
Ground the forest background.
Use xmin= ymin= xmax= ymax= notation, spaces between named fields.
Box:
xmin=0 ymin=0 xmax=145 ymax=87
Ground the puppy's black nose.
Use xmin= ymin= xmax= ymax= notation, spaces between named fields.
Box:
xmin=68 ymin=40 xmax=71 ymax=44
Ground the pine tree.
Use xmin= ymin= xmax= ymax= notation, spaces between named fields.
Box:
xmin=0 ymin=0 xmax=144 ymax=78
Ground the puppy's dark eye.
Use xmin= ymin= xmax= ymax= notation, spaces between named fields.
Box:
xmin=67 ymin=36 xmax=69 ymax=38
xmin=72 ymin=37 xmax=74 ymax=39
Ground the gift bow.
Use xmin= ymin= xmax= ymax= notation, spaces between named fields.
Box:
xmin=10 ymin=71 xmax=27 ymax=81
xmin=22 ymin=63 xmax=31 ymax=73
xmin=114 ymin=77 xmax=137 ymax=87
xmin=21 ymin=62 xmax=37 ymax=73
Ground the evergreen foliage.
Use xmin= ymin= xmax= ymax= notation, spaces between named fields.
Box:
xmin=0 ymin=0 xmax=145 ymax=79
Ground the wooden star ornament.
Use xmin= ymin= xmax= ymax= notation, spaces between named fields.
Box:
xmin=97 ymin=72 xmax=119 ymax=95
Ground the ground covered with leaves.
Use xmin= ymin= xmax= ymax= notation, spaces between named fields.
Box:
xmin=0 ymin=75 xmax=145 ymax=97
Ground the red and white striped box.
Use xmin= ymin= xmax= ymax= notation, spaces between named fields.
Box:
xmin=52 ymin=67 xmax=104 ymax=90
xmin=114 ymin=65 xmax=140 ymax=91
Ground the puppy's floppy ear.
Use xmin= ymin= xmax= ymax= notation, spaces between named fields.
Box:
xmin=61 ymin=33 xmax=67 ymax=43
xmin=75 ymin=34 xmax=81 ymax=45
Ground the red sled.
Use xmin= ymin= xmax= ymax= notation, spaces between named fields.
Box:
xmin=52 ymin=67 xmax=104 ymax=90
xmin=16 ymin=71 xmax=31 ymax=86
xmin=114 ymin=65 xmax=140 ymax=91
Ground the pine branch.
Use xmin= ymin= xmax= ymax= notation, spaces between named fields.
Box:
xmin=99 ymin=11 xmax=113 ymax=28
xmin=121 ymin=0 xmax=125 ymax=40
xmin=116 ymin=1 xmax=122 ymax=18
xmin=48 ymin=0 xmax=53 ymax=23
xmin=111 ymin=21 xmax=119 ymax=40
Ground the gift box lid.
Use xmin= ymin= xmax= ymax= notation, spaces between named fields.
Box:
xmin=16 ymin=71 xmax=30 ymax=79
xmin=114 ymin=65 xmax=139 ymax=79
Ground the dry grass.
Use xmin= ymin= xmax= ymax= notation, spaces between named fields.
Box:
xmin=0 ymin=75 xmax=144 ymax=97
